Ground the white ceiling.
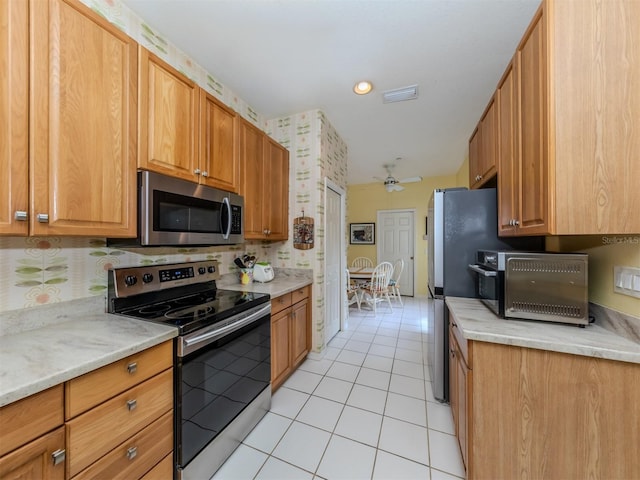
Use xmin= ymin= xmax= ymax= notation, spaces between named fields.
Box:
xmin=122 ymin=0 xmax=540 ymax=185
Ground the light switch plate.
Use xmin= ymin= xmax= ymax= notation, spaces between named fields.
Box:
xmin=614 ymin=266 xmax=640 ymax=298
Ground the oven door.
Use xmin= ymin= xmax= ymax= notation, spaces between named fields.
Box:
xmin=175 ymin=303 xmax=271 ymax=478
xmin=468 ymin=264 xmax=503 ymax=316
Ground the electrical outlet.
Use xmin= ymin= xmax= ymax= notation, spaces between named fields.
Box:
xmin=614 ymin=266 xmax=640 ymax=298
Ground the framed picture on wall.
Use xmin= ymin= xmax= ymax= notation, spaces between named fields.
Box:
xmin=350 ymin=223 xmax=375 ymax=245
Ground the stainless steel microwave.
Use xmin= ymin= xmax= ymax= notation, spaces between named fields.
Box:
xmin=109 ymin=170 xmax=244 ymax=246
xmin=469 ymin=250 xmax=589 ymax=326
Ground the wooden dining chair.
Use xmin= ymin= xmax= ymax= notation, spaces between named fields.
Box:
xmin=346 ymin=269 xmax=361 ymax=311
xmin=389 ymin=259 xmax=404 ymax=305
xmin=361 ymin=262 xmax=394 ymax=313
xmin=352 ymin=257 xmax=373 ymax=268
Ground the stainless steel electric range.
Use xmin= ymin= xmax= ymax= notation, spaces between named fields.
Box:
xmin=107 ymin=260 xmax=271 ymax=480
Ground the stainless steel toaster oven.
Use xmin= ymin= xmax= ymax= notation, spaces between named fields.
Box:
xmin=469 ymin=251 xmax=589 ymax=325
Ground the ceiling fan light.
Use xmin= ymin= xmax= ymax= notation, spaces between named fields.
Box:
xmin=353 ymin=81 xmax=373 ymax=95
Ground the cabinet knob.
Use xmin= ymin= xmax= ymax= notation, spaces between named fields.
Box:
xmin=126 ymin=399 xmax=137 ymax=411
xmin=194 ymin=168 xmax=201 ymax=175
xmin=514 ymin=219 xmax=520 ymax=226
xmin=51 ymin=449 xmax=66 ymax=466
xmin=127 ymin=362 xmax=137 ymax=374
xmin=14 ymin=211 xmax=28 ymax=221
xmin=126 ymin=446 xmax=138 ymax=460
xmin=202 ymin=171 xmax=209 ymax=177
xmin=37 ymin=213 xmax=49 ymax=223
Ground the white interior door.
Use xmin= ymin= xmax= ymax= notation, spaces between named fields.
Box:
xmin=325 ymin=181 xmax=345 ymax=344
xmin=377 ymin=210 xmax=415 ymax=296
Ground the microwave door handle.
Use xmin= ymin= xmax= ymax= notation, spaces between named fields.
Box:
xmin=468 ymin=264 xmax=497 ymax=277
xmin=222 ymin=197 xmax=231 ymax=239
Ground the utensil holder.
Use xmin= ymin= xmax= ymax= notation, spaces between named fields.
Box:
xmin=239 ymin=268 xmax=254 ymax=285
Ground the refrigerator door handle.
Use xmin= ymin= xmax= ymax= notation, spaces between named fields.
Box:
xmin=468 ymin=264 xmax=497 ymax=277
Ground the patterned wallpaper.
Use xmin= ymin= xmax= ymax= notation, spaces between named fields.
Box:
xmin=1 ymin=0 xmax=350 ymax=354
xmin=267 ymin=110 xmax=348 ymax=351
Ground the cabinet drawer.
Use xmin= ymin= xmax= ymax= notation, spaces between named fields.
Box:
xmin=140 ymin=453 xmax=173 ymax=480
xmin=291 ymin=285 xmax=310 ymax=304
xmin=0 ymin=385 xmax=63 ymax=456
xmin=71 ymin=411 xmax=173 ymax=480
xmin=271 ymin=293 xmax=292 ymax=315
xmin=66 ymin=369 xmax=173 ymax=477
xmin=65 ymin=341 xmax=172 ymax=419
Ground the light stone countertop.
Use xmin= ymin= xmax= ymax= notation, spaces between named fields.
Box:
xmin=446 ymin=297 xmax=640 ymax=364
xmin=217 ymin=268 xmax=313 ymax=298
xmin=0 ymin=296 xmax=177 ymax=407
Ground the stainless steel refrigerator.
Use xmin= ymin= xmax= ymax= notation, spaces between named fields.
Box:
xmin=427 ymin=188 xmax=541 ymax=402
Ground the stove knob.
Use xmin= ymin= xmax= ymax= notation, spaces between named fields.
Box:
xmin=198 ymin=267 xmax=206 ymax=275
xmin=142 ymin=273 xmax=154 ymax=283
xmin=124 ymin=275 xmax=137 ymax=287
xmin=208 ymin=266 xmax=216 ymax=273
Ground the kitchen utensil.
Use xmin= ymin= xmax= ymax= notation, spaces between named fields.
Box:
xmin=234 ymin=257 xmax=245 ymax=269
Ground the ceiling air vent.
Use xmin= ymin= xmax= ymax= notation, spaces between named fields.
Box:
xmin=382 ymin=84 xmax=419 ymax=103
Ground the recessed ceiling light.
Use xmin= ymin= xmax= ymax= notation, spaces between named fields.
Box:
xmin=353 ymin=81 xmax=373 ymax=95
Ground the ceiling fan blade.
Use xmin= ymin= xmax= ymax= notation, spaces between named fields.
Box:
xmin=398 ymin=176 xmax=423 ymax=184
xmin=373 ymin=176 xmax=386 ymax=182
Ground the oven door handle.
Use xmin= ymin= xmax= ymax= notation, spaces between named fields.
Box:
xmin=179 ymin=303 xmax=271 ymax=356
xmin=221 ymin=197 xmax=231 ymax=240
xmin=468 ymin=264 xmax=497 ymax=277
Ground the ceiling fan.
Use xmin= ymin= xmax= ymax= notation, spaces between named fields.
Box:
xmin=375 ymin=161 xmax=423 ymax=192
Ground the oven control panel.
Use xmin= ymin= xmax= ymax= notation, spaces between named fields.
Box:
xmin=110 ymin=260 xmax=220 ymax=298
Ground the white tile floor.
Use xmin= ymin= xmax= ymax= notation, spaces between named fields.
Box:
xmin=212 ymin=296 xmax=465 ymax=480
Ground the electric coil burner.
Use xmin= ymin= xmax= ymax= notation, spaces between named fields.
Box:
xmin=108 ymin=260 xmax=271 ymax=480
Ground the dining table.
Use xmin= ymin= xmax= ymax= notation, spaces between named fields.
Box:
xmin=347 ymin=266 xmax=374 ymax=281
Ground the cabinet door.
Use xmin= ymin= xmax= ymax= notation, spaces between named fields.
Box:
xmin=0 ymin=427 xmax=65 ymax=480
xmin=239 ymin=119 xmax=265 ymax=239
xmin=200 ymin=91 xmax=239 ymax=192
xmin=263 ymin=137 xmax=289 ymax=240
xmin=30 ymin=0 xmax=137 ymax=237
xmin=271 ymin=308 xmax=291 ymax=390
xmin=138 ymin=47 xmax=198 ymax=182
xmin=457 ymin=352 xmax=468 ymax=470
xmin=497 ymin=61 xmax=519 ymax=236
xmin=449 ymin=330 xmax=459 ymax=434
xmin=517 ymin=8 xmax=550 ymax=235
xmin=0 ymin=0 xmax=28 ymax=235
xmin=290 ymin=298 xmax=309 ymax=368
xmin=479 ymin=97 xmax=497 ymax=184
xmin=468 ymin=127 xmax=481 ymax=188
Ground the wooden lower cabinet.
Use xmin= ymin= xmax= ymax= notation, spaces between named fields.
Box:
xmin=449 ymin=314 xmax=640 ymax=479
xmin=65 ymin=341 xmax=174 ymax=479
xmin=0 ymin=427 xmax=66 ymax=480
xmin=271 ymin=286 xmax=312 ymax=391
xmin=0 ymin=386 xmax=65 ymax=480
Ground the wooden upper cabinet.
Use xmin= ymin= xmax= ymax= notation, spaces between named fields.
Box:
xmin=0 ymin=0 xmax=29 ymax=235
xmin=239 ymin=119 xmax=265 ymax=238
xmin=470 ymin=98 xmax=497 ymax=189
xmin=29 ymin=0 xmax=137 ymax=237
xmin=138 ymin=47 xmax=198 ymax=181
xmin=239 ymin=118 xmax=289 ymax=241
xmin=497 ymin=60 xmax=520 ymax=236
xmin=494 ymin=0 xmax=640 ymax=235
xmin=262 ymin=137 xmax=289 ymax=240
xmin=199 ymin=91 xmax=239 ymax=192
xmin=516 ymin=8 xmax=549 ymax=235
xmin=467 ymin=127 xmax=480 ymax=189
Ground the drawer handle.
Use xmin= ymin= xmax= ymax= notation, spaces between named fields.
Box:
xmin=127 ymin=399 xmax=137 ymax=411
xmin=126 ymin=446 xmax=138 ymax=460
xmin=127 ymin=362 xmax=137 ymax=374
xmin=51 ymin=449 xmax=66 ymax=466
